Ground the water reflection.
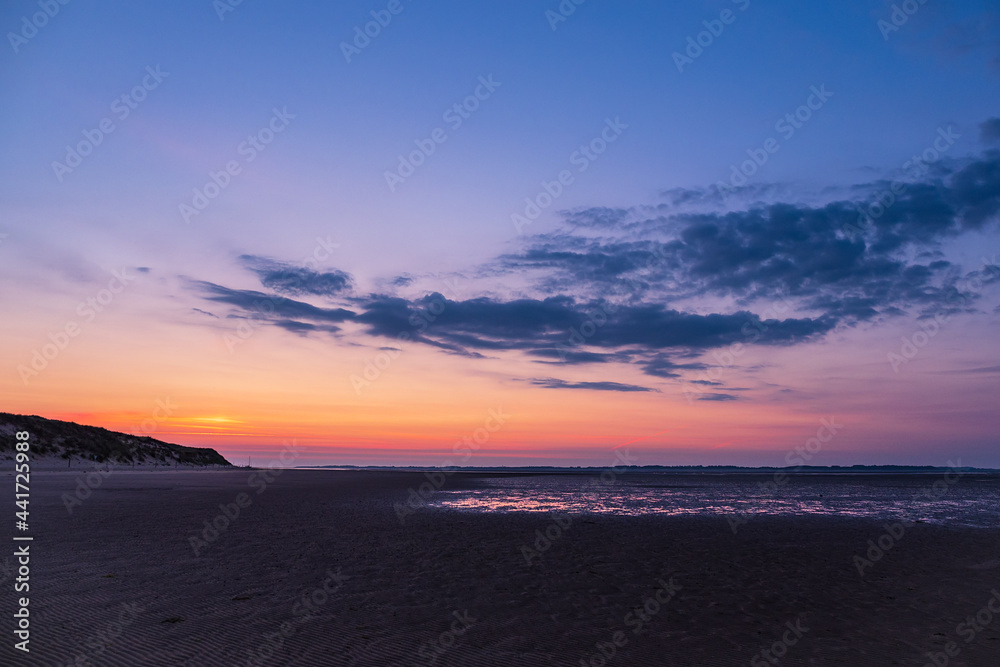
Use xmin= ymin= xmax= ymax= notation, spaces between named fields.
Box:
xmin=429 ymin=474 xmax=1000 ymax=528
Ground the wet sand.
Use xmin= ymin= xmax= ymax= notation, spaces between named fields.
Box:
xmin=5 ymin=469 xmax=1000 ymax=666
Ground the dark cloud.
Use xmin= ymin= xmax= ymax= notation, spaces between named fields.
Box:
xmin=354 ymin=292 xmax=581 ymax=346
xmin=640 ymin=354 xmax=707 ymax=378
xmin=698 ymin=393 xmax=738 ymax=402
xmin=659 ymin=182 xmax=790 ymax=210
xmin=186 ymin=143 xmax=1000 ymax=390
xmin=966 ymin=261 xmax=1000 ymax=286
xmin=593 ymin=304 xmax=835 ymax=348
xmin=190 ymin=275 xmax=833 ymax=379
xmin=938 ymin=365 xmax=1000 ymax=374
xmin=497 ymin=152 xmax=1000 ymax=321
xmin=527 ymin=378 xmax=658 ymax=392
xmin=391 ymin=275 xmax=414 ymax=287
xmin=192 ymin=280 xmax=355 ymax=325
xmin=352 ymin=295 xmax=418 ymax=338
xmin=273 ymin=320 xmax=343 ymax=335
xmin=350 ymin=293 xmax=835 ymax=360
xmin=239 ymin=255 xmax=354 ymax=297
xmin=531 ymin=348 xmax=622 ymax=364
xmin=981 ymin=118 xmax=1000 ymax=144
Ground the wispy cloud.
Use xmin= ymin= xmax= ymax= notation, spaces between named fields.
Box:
xmin=697 ymin=393 xmax=739 ymax=402
xmin=526 ymin=378 xmax=659 ymax=392
xmin=239 ymin=255 xmax=354 ymax=298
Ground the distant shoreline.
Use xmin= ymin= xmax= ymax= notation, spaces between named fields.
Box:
xmin=294 ymin=464 xmax=1000 ymax=475
xmin=9 ymin=461 xmax=998 ymax=476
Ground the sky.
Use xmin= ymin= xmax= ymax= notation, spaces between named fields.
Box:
xmin=2 ymin=0 xmax=999 ymax=467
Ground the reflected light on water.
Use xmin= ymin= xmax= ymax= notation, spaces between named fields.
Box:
xmin=428 ymin=474 xmax=1000 ymax=528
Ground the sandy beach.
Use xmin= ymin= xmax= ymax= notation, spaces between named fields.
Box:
xmin=5 ymin=469 xmax=1000 ymax=666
